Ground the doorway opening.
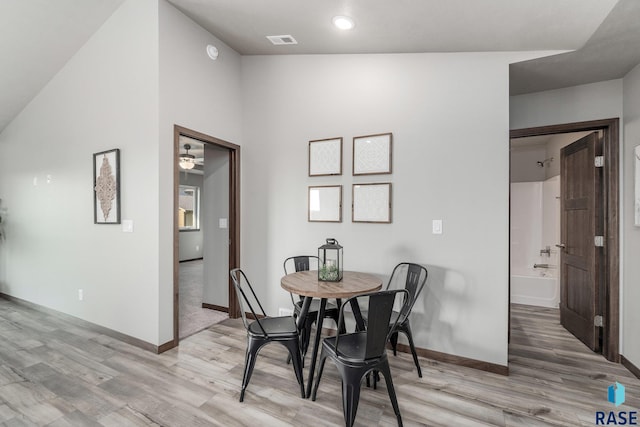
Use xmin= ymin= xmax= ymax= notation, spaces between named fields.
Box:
xmin=509 ymin=118 xmax=619 ymax=363
xmin=177 ymin=137 xmax=228 ymax=339
xmin=173 ymin=125 xmax=241 ymax=346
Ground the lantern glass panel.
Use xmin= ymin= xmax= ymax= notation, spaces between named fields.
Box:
xmin=318 ymin=238 xmax=343 ymax=281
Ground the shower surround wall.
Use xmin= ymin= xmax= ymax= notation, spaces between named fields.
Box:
xmin=510 ymin=176 xmax=560 ymax=308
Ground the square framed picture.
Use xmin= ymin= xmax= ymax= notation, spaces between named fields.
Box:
xmin=353 ymin=133 xmax=392 ymax=175
xmin=309 ymin=137 xmax=342 ymax=176
xmin=352 ymin=183 xmax=391 ymax=223
xmin=93 ymin=148 xmax=120 ymax=224
xmin=308 ymin=185 xmax=342 ymax=222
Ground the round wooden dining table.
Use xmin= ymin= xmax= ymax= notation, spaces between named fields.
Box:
xmin=281 ymin=270 xmax=382 ymax=397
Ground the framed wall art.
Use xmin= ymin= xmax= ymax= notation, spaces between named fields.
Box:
xmin=309 ymin=137 xmax=342 ymax=176
xmin=308 ymin=185 xmax=342 ymax=222
xmin=352 ymin=183 xmax=391 ymax=223
xmin=353 ymin=132 xmax=392 ymax=175
xmin=93 ymin=148 xmax=120 ymax=224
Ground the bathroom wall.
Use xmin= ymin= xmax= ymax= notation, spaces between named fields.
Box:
xmin=510 ymin=182 xmax=543 ymax=274
xmin=541 ymin=176 xmax=560 ymax=274
xmin=510 ymin=144 xmax=546 ymax=182
xmin=510 ymin=176 xmax=560 ymax=275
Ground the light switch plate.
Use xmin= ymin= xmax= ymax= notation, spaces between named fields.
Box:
xmin=432 ymin=219 xmax=443 ymax=234
xmin=219 ymin=218 xmax=228 ymax=229
xmin=122 ymin=220 xmax=134 ymax=233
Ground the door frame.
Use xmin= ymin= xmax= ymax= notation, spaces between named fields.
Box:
xmin=510 ymin=118 xmax=619 ymax=362
xmin=173 ymin=125 xmax=241 ymax=346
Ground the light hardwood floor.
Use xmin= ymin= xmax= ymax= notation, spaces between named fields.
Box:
xmin=0 ymin=300 xmax=638 ymax=426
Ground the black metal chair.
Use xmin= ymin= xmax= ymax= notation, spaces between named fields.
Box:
xmin=311 ymin=289 xmax=410 ymax=427
xmin=283 ymin=255 xmax=341 ymax=358
xmin=230 ymin=268 xmax=305 ymax=402
xmin=383 ymin=263 xmax=428 ymax=378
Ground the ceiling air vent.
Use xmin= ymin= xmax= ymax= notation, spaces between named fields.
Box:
xmin=266 ymin=35 xmax=298 ymax=45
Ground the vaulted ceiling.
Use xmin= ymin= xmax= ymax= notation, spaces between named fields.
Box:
xmin=2 ymin=0 xmax=639 ymax=133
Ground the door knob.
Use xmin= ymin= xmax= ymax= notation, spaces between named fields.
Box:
xmin=555 ymin=243 xmax=566 ymax=249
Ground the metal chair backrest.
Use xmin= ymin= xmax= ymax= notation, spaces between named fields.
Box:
xmin=283 ymin=255 xmax=320 ymax=304
xmin=335 ymin=289 xmax=410 ymax=360
xmin=229 ymin=268 xmax=268 ymax=336
xmin=283 ymin=255 xmax=320 ymax=275
xmin=386 ymin=263 xmax=428 ymax=323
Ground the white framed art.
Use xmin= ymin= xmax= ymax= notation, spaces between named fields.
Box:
xmin=93 ymin=148 xmax=120 ymax=224
xmin=353 ymin=133 xmax=392 ymax=175
xmin=309 ymin=137 xmax=342 ymax=176
xmin=352 ymin=182 xmax=391 ymax=223
xmin=309 ymin=185 xmax=342 ymax=222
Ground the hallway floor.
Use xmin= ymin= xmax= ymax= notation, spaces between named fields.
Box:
xmin=179 ymin=259 xmax=227 ymax=339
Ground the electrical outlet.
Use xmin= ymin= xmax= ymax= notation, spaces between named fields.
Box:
xmin=78 ymin=289 xmax=83 ymax=301
xmin=278 ymin=308 xmax=293 ymax=317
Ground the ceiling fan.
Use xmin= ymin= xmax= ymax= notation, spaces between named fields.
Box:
xmin=179 ymin=143 xmax=204 ymax=170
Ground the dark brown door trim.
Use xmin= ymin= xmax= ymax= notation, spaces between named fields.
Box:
xmin=173 ymin=125 xmax=241 ymax=347
xmin=510 ymin=118 xmax=619 ymax=362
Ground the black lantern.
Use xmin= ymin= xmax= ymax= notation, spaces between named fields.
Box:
xmin=318 ymin=238 xmax=343 ymax=282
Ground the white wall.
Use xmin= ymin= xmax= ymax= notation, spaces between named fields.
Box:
xmin=240 ymin=52 xmax=540 ymax=366
xmin=0 ymin=0 xmax=244 ymax=346
xmin=0 ymin=0 xmax=161 ymax=343
xmin=202 ymin=145 xmax=229 ymax=307
xmin=510 ymin=79 xmax=623 ymax=130
xmin=623 ymin=63 xmax=640 ymax=368
xmin=158 ymin=0 xmax=242 ymax=344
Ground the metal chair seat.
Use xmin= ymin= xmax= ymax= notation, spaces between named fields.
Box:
xmin=247 ymin=316 xmax=298 ymax=338
xmin=311 ymin=289 xmax=410 ymax=427
xmin=230 ymin=268 xmax=305 ymax=402
xmin=321 ymin=332 xmax=381 ymax=364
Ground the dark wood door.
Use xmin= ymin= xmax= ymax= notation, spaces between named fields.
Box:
xmin=559 ymin=132 xmax=602 ymax=351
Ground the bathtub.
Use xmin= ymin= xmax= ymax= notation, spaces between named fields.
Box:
xmin=510 ymin=268 xmax=560 ymax=308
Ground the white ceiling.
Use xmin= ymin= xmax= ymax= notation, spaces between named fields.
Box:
xmin=0 ymin=0 xmax=125 ymax=133
xmin=167 ymin=0 xmax=617 ymax=54
xmin=179 ymin=136 xmax=205 ymax=159
xmin=509 ymin=0 xmax=640 ymax=95
xmin=2 ymin=0 xmax=639 ymax=134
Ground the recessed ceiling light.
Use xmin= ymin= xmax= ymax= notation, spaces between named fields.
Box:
xmin=332 ymin=15 xmax=355 ymax=30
